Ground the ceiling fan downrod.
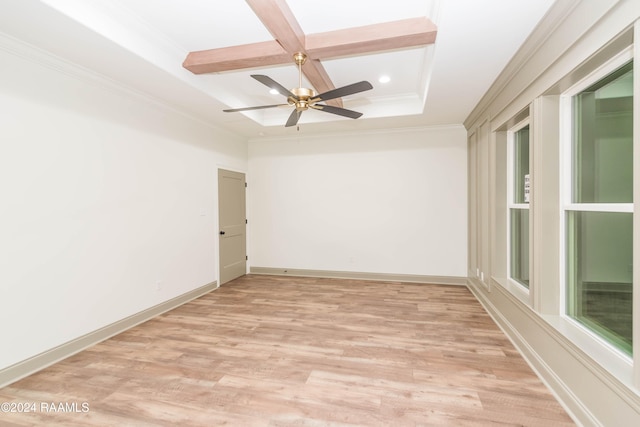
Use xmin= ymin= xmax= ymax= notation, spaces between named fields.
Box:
xmin=289 ymin=52 xmax=315 ymax=112
xmin=293 ymin=52 xmax=306 ymax=87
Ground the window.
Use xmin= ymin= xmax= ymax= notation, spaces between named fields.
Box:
xmin=564 ymin=58 xmax=633 ymax=356
xmin=508 ymin=121 xmax=530 ymax=291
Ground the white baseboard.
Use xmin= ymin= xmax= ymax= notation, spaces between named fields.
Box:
xmin=0 ymin=281 xmax=217 ymax=389
xmin=250 ymin=266 xmax=466 ymax=285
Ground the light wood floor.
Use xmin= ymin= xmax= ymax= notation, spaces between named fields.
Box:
xmin=1 ymin=275 xmax=574 ymax=426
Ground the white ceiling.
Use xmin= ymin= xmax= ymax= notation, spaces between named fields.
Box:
xmin=0 ymin=0 xmax=555 ymax=139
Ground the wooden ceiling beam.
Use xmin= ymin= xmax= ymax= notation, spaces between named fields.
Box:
xmin=245 ymin=0 xmax=342 ymax=107
xmin=306 ymin=17 xmax=437 ymax=59
xmin=245 ymin=0 xmax=305 ymax=53
xmin=183 ymin=40 xmax=289 ymax=74
xmin=182 ymin=16 xmax=437 ymax=75
xmin=182 ymin=2 xmax=438 ymax=110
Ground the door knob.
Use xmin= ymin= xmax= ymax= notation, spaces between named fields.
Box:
xmin=220 ymin=231 xmax=226 ymax=235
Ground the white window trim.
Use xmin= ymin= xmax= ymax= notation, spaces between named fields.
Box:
xmin=506 ymin=117 xmax=532 ymax=305
xmin=558 ymin=46 xmax=635 ymax=372
xmin=564 ymin=203 xmax=634 ymax=213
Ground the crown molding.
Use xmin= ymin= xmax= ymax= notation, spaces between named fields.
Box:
xmin=0 ymin=30 xmax=238 ymax=140
xmin=247 ymin=123 xmax=465 ymax=144
xmin=464 ymin=0 xmax=584 ymax=130
xmin=462 ymin=0 xmax=640 ymax=133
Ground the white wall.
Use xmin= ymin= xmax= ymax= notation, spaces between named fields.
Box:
xmin=0 ymin=43 xmax=246 ymax=369
xmin=248 ymin=126 xmax=467 ymax=278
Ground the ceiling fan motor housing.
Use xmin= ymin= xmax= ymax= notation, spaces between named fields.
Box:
xmin=289 ymin=87 xmax=316 ymax=111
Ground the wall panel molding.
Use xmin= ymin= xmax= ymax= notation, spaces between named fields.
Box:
xmin=465 ymin=2 xmax=640 ymax=424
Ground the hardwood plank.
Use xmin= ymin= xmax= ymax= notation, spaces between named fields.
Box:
xmin=0 ymin=275 xmax=574 ymax=426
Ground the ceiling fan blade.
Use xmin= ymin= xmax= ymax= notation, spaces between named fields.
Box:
xmin=223 ymin=103 xmax=288 ymax=112
xmin=251 ymin=75 xmax=297 ymax=99
xmin=311 ymin=81 xmax=373 ymax=103
xmin=312 ymin=104 xmax=363 ymax=119
xmin=285 ymin=109 xmax=302 ymax=127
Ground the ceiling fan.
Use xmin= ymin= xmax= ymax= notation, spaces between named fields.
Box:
xmin=223 ymin=52 xmax=373 ymax=127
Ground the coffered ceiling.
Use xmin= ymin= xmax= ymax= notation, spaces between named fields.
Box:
xmin=0 ymin=0 xmax=555 ymax=138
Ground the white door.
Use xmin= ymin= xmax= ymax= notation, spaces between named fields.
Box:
xmin=218 ymin=169 xmax=246 ymax=284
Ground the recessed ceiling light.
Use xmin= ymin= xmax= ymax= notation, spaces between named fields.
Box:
xmin=378 ymin=75 xmax=391 ymax=83
xmin=269 ymin=89 xmax=279 ymax=95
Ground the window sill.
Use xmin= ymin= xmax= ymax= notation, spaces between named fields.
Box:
xmin=539 ymin=313 xmax=635 ymax=391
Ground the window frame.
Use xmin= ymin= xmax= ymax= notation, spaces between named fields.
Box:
xmin=506 ymin=117 xmax=532 ymax=304
xmin=559 ymin=46 xmax=635 ymax=363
